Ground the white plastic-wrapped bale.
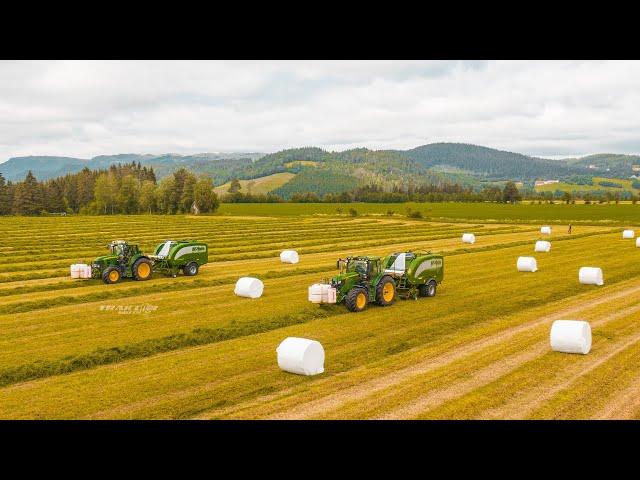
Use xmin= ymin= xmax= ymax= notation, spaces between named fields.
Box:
xmin=71 ymin=264 xmax=91 ymax=279
xmin=462 ymin=233 xmax=476 ymax=244
xmin=579 ymin=267 xmax=604 ymax=286
xmin=280 ymin=250 xmax=299 ymax=264
xmin=308 ymin=284 xmax=336 ymax=304
xmin=534 ymin=240 xmax=551 ymax=253
xmin=234 ymin=277 xmax=264 ymax=298
xmin=623 ymin=229 xmax=635 ymax=239
xmin=308 ymin=283 xmax=329 ymax=303
xmin=70 ymin=264 xmax=81 ymax=279
xmin=276 ymin=337 xmax=325 ymax=376
xmin=79 ymin=264 xmax=92 ymax=279
xmin=540 ymin=226 xmax=552 ymax=235
xmin=517 ymin=256 xmax=538 ymax=272
xmin=550 ymin=320 xmax=592 ymax=355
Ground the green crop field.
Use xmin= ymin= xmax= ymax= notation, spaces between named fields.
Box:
xmin=218 ymin=201 xmax=640 ymax=224
xmin=1 ymin=205 xmax=640 ymax=419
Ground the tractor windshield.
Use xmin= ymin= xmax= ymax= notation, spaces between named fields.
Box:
xmin=110 ymin=244 xmax=124 ymax=256
xmin=347 ymin=259 xmax=369 ymax=276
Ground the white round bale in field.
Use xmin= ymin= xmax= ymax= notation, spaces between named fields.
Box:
xmin=535 ymin=240 xmax=551 ymax=252
xmin=462 ymin=233 xmax=476 ymax=244
xmin=541 ymin=226 xmax=552 ymax=235
xmin=550 ymin=320 xmax=592 ymax=355
xmin=517 ymin=256 xmax=538 ymax=272
xmin=234 ymin=277 xmax=264 ymax=298
xmin=276 ymin=337 xmax=325 ymax=376
xmin=622 ymin=229 xmax=635 ymax=239
xmin=280 ymin=250 xmax=299 ymax=264
xmin=579 ymin=267 xmax=604 ymax=286
xmin=636 ymin=237 xmax=640 ymax=248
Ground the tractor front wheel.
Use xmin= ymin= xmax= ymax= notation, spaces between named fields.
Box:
xmin=346 ymin=288 xmax=368 ymax=312
xmin=376 ymin=277 xmax=396 ymax=306
xmin=133 ymin=258 xmax=153 ymax=281
xmin=419 ymin=280 xmax=437 ymax=297
xmin=183 ymin=262 xmax=199 ymax=276
xmin=103 ymin=267 xmax=121 ymax=284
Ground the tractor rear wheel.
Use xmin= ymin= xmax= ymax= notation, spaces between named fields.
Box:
xmin=183 ymin=262 xmax=199 ymax=276
xmin=133 ymin=258 xmax=153 ymax=281
xmin=103 ymin=267 xmax=121 ymax=284
xmin=376 ymin=277 xmax=396 ymax=306
xmin=419 ymin=280 xmax=437 ymax=297
xmin=346 ymin=288 xmax=368 ymax=312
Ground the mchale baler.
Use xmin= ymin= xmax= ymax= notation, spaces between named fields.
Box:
xmin=309 ymin=251 xmax=444 ymax=312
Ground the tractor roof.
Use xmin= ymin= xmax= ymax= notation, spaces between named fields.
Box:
xmin=350 ymin=255 xmax=380 ymax=261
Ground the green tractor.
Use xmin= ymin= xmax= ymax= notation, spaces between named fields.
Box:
xmin=91 ymin=239 xmax=208 ymax=284
xmin=308 ymin=251 xmax=444 ymax=312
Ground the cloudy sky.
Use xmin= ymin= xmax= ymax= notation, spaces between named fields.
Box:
xmin=1 ymin=60 xmax=639 ymax=163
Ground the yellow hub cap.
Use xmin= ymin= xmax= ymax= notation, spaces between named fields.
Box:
xmin=356 ymin=292 xmax=366 ymax=309
xmin=382 ymin=282 xmax=395 ymax=302
xmin=137 ymin=262 xmax=151 ymax=278
xmin=109 ymin=270 xmax=120 ymax=282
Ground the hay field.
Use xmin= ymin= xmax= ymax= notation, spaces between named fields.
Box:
xmin=0 ymin=210 xmax=639 ymax=419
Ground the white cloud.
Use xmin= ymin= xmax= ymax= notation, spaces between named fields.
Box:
xmin=1 ymin=60 xmax=639 ymax=162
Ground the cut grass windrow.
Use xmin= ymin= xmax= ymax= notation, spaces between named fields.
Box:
xmin=0 ymin=306 xmax=344 ymax=388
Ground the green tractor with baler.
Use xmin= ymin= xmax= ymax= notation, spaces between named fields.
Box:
xmin=91 ymin=239 xmax=208 ymax=284
xmin=308 ymin=251 xmax=444 ymax=312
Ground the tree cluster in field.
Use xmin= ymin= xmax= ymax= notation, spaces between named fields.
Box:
xmin=0 ymin=162 xmax=219 ymax=215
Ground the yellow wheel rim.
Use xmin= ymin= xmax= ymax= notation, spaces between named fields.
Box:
xmin=137 ymin=262 xmax=151 ymax=278
xmin=383 ymin=282 xmax=395 ymax=302
xmin=109 ymin=270 xmax=119 ymax=282
xmin=356 ymin=292 xmax=366 ymax=309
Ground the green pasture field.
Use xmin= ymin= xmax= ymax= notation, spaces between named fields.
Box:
xmin=0 ymin=207 xmax=639 ymax=419
xmin=218 ymin=201 xmax=640 ymax=224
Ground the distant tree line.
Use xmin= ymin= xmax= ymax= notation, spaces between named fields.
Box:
xmin=219 ymin=179 xmax=524 ymax=204
xmin=525 ymin=189 xmax=639 ymax=204
xmin=0 ymin=162 xmax=219 ymax=215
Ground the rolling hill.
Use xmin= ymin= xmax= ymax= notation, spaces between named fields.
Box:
xmin=213 ymin=172 xmax=295 ymax=196
xmin=3 ymin=143 xmax=640 ymax=198
xmin=0 ymin=152 xmax=264 ymax=183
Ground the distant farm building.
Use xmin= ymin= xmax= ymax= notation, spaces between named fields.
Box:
xmin=632 ymin=165 xmax=640 ymax=172
xmin=534 ymin=180 xmax=560 ymax=187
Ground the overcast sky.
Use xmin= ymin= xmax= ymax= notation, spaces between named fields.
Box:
xmin=1 ymin=60 xmax=639 ymax=163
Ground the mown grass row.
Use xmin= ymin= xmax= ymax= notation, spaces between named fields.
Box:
xmin=0 ymin=306 xmax=342 ymax=388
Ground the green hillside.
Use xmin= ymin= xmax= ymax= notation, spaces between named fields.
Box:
xmin=402 ymin=143 xmax=579 ymax=180
xmin=272 ymin=169 xmax=359 ymax=199
xmin=214 ymin=172 xmax=295 ymax=196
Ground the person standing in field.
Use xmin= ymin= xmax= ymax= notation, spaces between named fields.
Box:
xmin=568 ymin=223 xmax=573 ymax=234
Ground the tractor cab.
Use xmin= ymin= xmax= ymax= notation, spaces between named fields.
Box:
xmin=107 ymin=241 xmax=141 ymax=262
xmin=338 ymin=256 xmax=381 ymax=281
